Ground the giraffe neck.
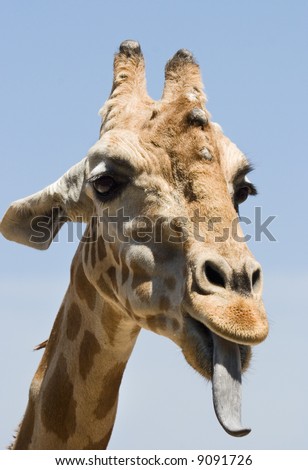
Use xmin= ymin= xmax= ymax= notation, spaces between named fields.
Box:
xmin=14 ymin=253 xmax=140 ymax=450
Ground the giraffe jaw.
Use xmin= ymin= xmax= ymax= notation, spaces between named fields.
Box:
xmin=182 ymin=313 xmax=251 ymax=437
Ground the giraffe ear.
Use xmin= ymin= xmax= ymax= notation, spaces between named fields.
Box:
xmin=0 ymin=158 xmax=93 ymax=250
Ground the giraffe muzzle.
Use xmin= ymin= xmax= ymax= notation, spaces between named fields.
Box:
xmin=181 ymin=252 xmax=268 ymax=436
xmin=191 ymin=253 xmax=268 ymax=345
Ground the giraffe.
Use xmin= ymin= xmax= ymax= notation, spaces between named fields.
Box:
xmin=0 ymin=40 xmax=268 ymax=449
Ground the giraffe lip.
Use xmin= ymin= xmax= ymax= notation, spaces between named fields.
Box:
xmin=183 ymin=311 xmax=250 ymax=374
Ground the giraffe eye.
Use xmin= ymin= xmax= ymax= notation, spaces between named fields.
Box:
xmin=91 ymin=173 xmax=130 ymax=201
xmin=93 ymin=175 xmax=117 ymax=196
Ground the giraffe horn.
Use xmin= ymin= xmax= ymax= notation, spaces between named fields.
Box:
xmin=99 ymin=40 xmax=152 ymax=134
xmin=112 ymin=40 xmax=147 ymax=97
xmin=212 ymin=333 xmax=251 ymax=437
xmin=162 ymin=49 xmax=206 ymax=105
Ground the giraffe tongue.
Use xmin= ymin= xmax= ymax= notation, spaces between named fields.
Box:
xmin=212 ymin=333 xmax=251 ymax=437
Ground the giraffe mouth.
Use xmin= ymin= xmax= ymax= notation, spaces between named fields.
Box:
xmin=182 ymin=313 xmax=251 ymax=437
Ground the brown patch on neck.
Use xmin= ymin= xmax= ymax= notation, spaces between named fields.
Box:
xmin=94 ymin=362 xmax=126 ymax=420
xmin=100 ymin=303 xmax=126 ymax=346
xmin=97 ymin=274 xmax=117 ymax=302
xmin=42 ymin=353 xmax=77 ymax=442
xmin=131 ymin=261 xmax=152 ymax=290
xmin=91 ymin=242 xmax=97 ymax=269
xmin=79 ymin=330 xmax=101 ymax=380
xmin=75 ymin=263 xmax=97 ymax=311
xmin=97 ymin=236 xmax=107 ymax=261
xmin=109 ymin=242 xmax=120 ymax=265
xmin=106 ymin=266 xmax=118 ymax=293
xmin=165 ymin=276 xmax=176 ymax=290
xmin=171 ymin=318 xmax=180 ymax=331
xmin=130 ymin=324 xmax=141 ymax=341
xmin=159 ymin=295 xmax=171 ymax=311
xmin=83 ymin=240 xmax=90 ymax=266
xmin=66 ymin=302 xmax=82 ymax=341
xmin=147 ymin=313 xmax=167 ymax=332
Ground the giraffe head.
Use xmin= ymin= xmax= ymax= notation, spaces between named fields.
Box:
xmin=0 ymin=41 xmax=268 ymax=437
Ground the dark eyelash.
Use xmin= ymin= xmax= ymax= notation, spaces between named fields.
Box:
xmin=234 ymin=162 xmax=255 ymax=181
xmin=87 ymin=173 xmax=114 ymax=184
xmin=233 ymin=161 xmax=258 ymax=196
xmin=88 ymin=171 xmax=131 ymax=184
xmin=246 ymin=182 xmax=258 ymax=196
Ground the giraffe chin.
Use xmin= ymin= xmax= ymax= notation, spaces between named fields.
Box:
xmin=182 ymin=314 xmax=251 ymax=437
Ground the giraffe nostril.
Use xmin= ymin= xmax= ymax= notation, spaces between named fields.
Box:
xmin=205 ymin=261 xmax=226 ymax=289
xmin=252 ymin=268 xmax=262 ymax=293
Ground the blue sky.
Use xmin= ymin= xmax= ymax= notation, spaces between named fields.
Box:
xmin=0 ymin=0 xmax=307 ymax=449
